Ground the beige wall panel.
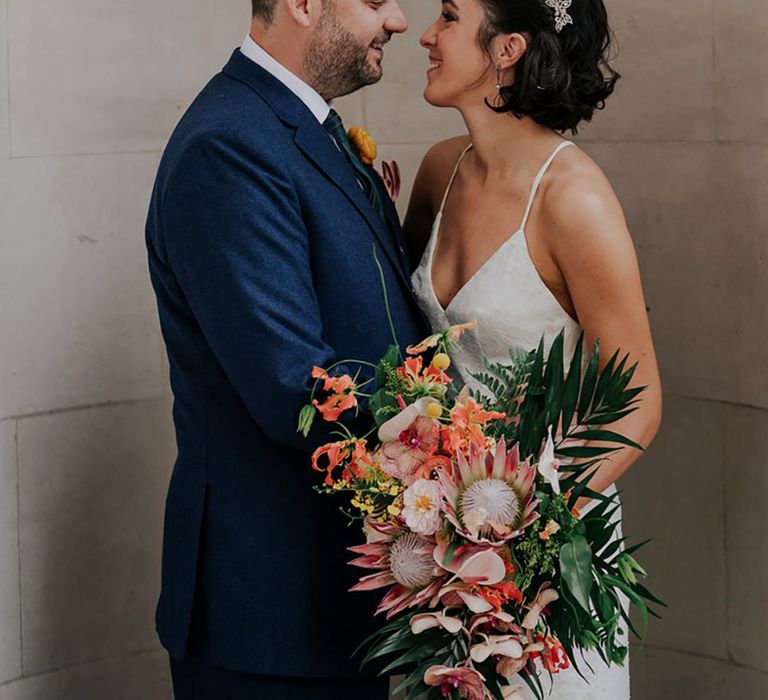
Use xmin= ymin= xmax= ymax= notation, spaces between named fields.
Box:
xmin=580 ymin=141 xmax=767 ymax=408
xmin=581 ymin=0 xmax=715 ymax=142
xmin=620 ymin=397 xmax=728 ymax=660
xmin=630 ymin=646 xmax=768 ymax=699
xmin=722 ymin=404 xmax=768 ymax=673
xmin=0 ymin=420 xmax=21 ymax=684
xmin=0 ymin=154 xmax=165 ymax=419
xmin=714 ymin=1 xmax=768 ymax=142
xmin=17 ymin=399 xmax=175 ymax=675
xmin=7 ymin=0 xmax=248 ymax=157
xmin=364 ymin=1 xmax=464 ymax=143
xmin=0 ymin=649 xmax=170 ymax=700
xmin=334 ymin=92 xmax=366 ymax=131
xmin=0 ymin=0 xmax=9 ymax=159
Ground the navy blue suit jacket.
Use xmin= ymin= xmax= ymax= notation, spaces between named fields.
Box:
xmin=146 ymin=49 xmax=429 ymax=678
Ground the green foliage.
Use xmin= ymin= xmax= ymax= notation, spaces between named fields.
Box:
xmin=470 ymin=347 xmax=533 ymax=443
xmin=560 ymin=536 xmax=593 ymax=613
xmin=297 ymin=404 xmax=316 ymax=438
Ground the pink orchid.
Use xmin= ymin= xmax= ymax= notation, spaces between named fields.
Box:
xmin=522 ymin=583 xmax=560 ymax=630
xmin=376 ymin=403 xmax=441 ymax=486
xmin=469 ymin=634 xmax=525 ymax=664
xmin=424 ymin=665 xmax=486 ymax=700
xmin=410 ymin=609 xmax=464 ymax=635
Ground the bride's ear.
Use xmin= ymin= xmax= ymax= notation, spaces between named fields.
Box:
xmin=495 ymin=33 xmax=528 ymax=71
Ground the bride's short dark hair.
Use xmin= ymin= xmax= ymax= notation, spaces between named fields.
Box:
xmin=478 ymin=0 xmax=620 ymax=133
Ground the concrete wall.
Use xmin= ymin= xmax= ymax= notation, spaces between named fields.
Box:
xmin=0 ymin=1 xmax=765 ymax=698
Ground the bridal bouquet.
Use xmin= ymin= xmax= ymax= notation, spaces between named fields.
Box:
xmin=298 ymin=323 xmax=662 ymax=700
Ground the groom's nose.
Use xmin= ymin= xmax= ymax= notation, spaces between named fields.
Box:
xmin=383 ymin=1 xmax=407 ymax=34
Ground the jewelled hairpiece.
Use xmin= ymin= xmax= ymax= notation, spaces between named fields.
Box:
xmin=545 ymin=0 xmax=574 ymax=33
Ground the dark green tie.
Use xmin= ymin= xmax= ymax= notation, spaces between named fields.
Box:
xmin=323 ymin=109 xmax=385 ymax=222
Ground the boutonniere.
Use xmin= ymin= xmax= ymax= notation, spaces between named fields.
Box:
xmin=347 ymin=126 xmax=401 ymax=203
xmin=347 ymin=126 xmax=377 ymax=166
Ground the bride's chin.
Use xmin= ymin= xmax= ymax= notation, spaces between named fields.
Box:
xmin=423 ymin=86 xmax=452 ymax=108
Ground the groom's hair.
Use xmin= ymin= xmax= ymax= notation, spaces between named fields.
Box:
xmin=252 ymin=0 xmax=278 ymax=24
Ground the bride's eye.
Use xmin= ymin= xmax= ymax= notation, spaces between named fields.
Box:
xmin=441 ymin=11 xmax=457 ymax=23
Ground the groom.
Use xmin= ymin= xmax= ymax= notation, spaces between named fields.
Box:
xmin=145 ymin=0 xmax=426 ymax=697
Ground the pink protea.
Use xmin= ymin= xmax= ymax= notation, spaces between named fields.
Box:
xmin=424 ymin=665 xmax=486 ymax=700
xmin=348 ymin=521 xmax=446 ymax=618
xmin=439 ymin=440 xmax=539 ymax=546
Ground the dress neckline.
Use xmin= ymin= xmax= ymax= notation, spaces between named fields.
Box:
xmin=429 ymin=140 xmax=575 ymax=314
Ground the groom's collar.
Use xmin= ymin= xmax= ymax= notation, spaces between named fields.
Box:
xmin=239 ymin=35 xmax=330 ymax=124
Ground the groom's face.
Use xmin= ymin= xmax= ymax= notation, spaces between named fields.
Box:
xmin=304 ymin=0 xmax=407 ymax=100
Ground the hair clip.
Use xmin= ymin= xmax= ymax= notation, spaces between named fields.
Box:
xmin=545 ymin=0 xmax=574 ymax=33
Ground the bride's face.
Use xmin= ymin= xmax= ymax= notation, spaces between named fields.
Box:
xmin=420 ymin=0 xmax=495 ymax=108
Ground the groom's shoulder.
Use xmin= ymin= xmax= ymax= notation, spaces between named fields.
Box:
xmin=166 ymin=72 xmax=290 ymax=156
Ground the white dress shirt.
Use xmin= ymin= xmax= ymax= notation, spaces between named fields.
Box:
xmin=240 ymin=35 xmax=330 ymax=124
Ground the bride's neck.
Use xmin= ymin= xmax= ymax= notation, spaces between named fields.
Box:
xmin=458 ymin=102 xmax=561 ymax=177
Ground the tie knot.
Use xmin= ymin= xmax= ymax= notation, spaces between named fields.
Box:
xmin=323 ymin=109 xmax=349 ymax=147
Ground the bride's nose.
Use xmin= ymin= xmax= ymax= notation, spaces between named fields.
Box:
xmin=420 ymin=24 xmax=437 ymax=48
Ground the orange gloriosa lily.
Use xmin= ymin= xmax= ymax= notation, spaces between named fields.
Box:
xmin=311 ymin=366 xmax=358 ymax=422
xmin=442 ymin=389 xmax=506 ymax=455
xmin=311 ymin=438 xmax=371 ymax=487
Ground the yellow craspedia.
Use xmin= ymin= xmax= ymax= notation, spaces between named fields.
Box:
xmin=387 ymin=504 xmax=401 ymax=516
xmin=426 ymin=402 xmax=444 ymax=419
xmin=432 ymin=352 xmax=451 ymax=371
xmin=348 ymin=126 xmax=378 ymax=165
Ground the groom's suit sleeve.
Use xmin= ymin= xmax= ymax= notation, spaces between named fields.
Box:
xmin=161 ymin=130 xmax=366 ymax=453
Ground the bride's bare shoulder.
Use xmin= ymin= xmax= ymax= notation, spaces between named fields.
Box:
xmin=403 ymin=136 xmax=470 ymax=260
xmin=418 ymin=135 xmax=472 ymax=209
xmin=541 ymin=146 xmax=630 ymax=252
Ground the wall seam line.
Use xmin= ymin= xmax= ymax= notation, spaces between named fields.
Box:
xmin=633 ymin=641 xmax=768 ymax=676
xmin=2 ymin=394 xmax=167 ymax=422
xmin=664 ymin=392 xmax=767 ymax=413
xmin=14 ymin=418 xmax=24 ymax=677
xmin=10 ymin=148 xmax=164 ymax=161
xmin=4 ymin=0 xmax=11 ymax=157
xmin=0 ymin=646 xmax=163 ymax=686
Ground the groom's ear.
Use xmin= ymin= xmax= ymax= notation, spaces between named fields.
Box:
xmin=283 ymin=0 xmax=322 ymax=28
xmin=495 ymin=33 xmax=528 ymax=71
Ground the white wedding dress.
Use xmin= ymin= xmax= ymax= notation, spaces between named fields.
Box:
xmin=411 ymin=141 xmax=631 ymax=699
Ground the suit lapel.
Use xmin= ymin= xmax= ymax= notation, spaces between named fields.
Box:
xmin=222 ymin=50 xmax=411 ymax=290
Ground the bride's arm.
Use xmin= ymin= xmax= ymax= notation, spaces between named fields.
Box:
xmin=544 ymin=166 xmax=663 ymax=507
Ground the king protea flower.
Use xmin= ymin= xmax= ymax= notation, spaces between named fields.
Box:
xmin=439 ymin=440 xmax=539 ymax=545
xmin=348 ymin=521 xmax=445 ymax=618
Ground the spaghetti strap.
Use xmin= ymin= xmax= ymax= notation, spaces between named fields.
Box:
xmin=438 ymin=143 xmax=473 ymax=216
xmin=518 ymin=140 xmax=575 ymax=232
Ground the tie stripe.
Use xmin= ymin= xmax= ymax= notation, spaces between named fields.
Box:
xmin=323 ymin=109 xmax=385 ymax=222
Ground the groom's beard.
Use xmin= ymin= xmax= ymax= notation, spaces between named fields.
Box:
xmin=304 ymin=5 xmax=390 ymax=100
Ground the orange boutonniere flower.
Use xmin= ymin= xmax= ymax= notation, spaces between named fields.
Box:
xmin=347 ymin=126 xmax=378 ymax=165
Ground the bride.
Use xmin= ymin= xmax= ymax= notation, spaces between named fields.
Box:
xmin=404 ymin=0 xmax=663 ymax=697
